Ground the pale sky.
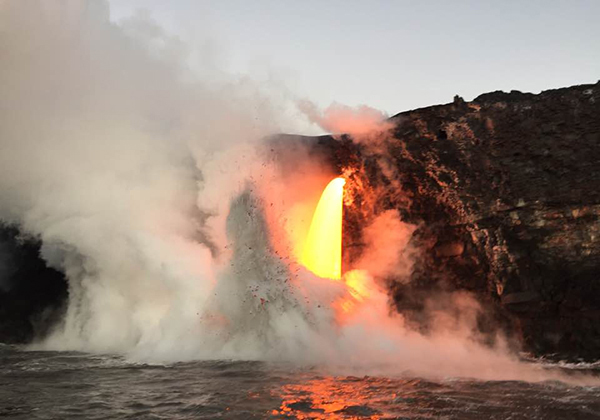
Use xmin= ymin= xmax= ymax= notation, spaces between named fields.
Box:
xmin=109 ymin=0 xmax=600 ymax=116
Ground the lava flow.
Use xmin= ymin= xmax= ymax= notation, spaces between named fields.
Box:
xmin=300 ymin=177 xmax=346 ymax=279
xmin=299 ymin=176 xmax=372 ymax=318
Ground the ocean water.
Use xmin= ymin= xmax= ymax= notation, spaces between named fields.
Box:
xmin=2 ymin=345 xmax=599 ymax=419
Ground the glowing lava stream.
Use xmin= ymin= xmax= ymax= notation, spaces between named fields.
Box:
xmin=300 ymin=176 xmax=372 ymax=316
xmin=300 ymin=177 xmax=346 ymax=279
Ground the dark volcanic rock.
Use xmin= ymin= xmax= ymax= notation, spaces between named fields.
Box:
xmin=0 ymin=225 xmax=68 ymax=344
xmin=334 ymin=82 xmax=600 ymax=360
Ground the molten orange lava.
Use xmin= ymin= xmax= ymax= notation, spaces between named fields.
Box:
xmin=299 ymin=176 xmax=373 ymax=322
xmin=300 ymin=177 xmax=345 ymax=279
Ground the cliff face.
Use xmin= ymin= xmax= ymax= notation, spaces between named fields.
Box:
xmin=337 ymin=82 xmax=600 ymax=359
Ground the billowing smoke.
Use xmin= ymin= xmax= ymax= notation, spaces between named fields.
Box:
xmin=0 ymin=0 xmax=596 ymax=385
xmin=0 ymin=0 xmax=296 ymax=355
xmin=352 ymin=210 xmax=415 ymax=281
xmin=299 ymin=100 xmax=394 ymax=143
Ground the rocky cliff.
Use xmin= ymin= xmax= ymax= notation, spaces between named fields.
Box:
xmin=323 ymin=81 xmax=600 ymax=360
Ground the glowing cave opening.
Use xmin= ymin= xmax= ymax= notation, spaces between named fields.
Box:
xmin=300 ymin=177 xmax=346 ymax=279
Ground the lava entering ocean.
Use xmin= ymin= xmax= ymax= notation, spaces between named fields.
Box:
xmin=3 ymin=1 xmax=600 ymax=393
xmin=298 ymin=176 xmax=372 ymax=319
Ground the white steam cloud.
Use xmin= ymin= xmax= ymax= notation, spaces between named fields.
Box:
xmin=0 ymin=0 xmax=595 ymax=385
xmin=0 ymin=0 xmax=294 ymax=355
xmin=298 ymin=100 xmax=394 ymax=142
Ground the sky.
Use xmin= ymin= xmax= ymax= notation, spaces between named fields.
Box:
xmin=108 ymin=0 xmax=600 ymax=116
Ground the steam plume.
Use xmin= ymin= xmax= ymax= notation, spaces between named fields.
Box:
xmin=298 ymin=100 xmax=394 ymax=142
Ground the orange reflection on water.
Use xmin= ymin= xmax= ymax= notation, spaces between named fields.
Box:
xmin=272 ymin=376 xmax=385 ymax=419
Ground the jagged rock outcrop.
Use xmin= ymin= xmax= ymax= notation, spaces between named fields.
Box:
xmin=333 ymin=82 xmax=600 ymax=359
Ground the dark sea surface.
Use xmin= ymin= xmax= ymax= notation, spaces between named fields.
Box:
xmin=1 ymin=345 xmax=600 ymax=419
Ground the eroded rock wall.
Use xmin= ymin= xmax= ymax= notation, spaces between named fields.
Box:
xmin=342 ymin=82 xmax=600 ymax=359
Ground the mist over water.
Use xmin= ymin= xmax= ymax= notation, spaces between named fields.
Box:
xmin=0 ymin=0 xmax=294 ymax=357
xmin=1 ymin=0 xmax=598 ymax=389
